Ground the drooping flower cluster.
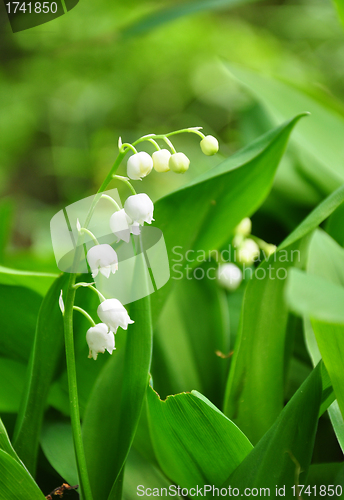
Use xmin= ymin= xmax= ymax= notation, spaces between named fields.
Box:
xmin=216 ymin=217 xmax=277 ymax=292
xmin=61 ymin=128 xmax=219 ymax=360
xmin=123 ymin=128 xmax=219 ymax=181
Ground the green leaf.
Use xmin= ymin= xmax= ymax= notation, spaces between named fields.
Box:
xmin=152 ymin=114 xmax=306 ymax=322
xmin=13 ymin=274 xmax=69 ymax=475
xmin=332 ymin=0 xmax=344 ymax=31
xmin=152 ymin=269 xmax=230 ymax=406
xmin=0 ymin=358 xmax=26 ymax=413
xmin=224 ymin=240 xmax=305 ymax=443
xmin=0 ymin=418 xmax=21 ymax=463
xmin=147 ymin=387 xmax=252 ymax=489
xmin=0 ymin=265 xmax=58 ymax=296
xmin=83 ymin=294 xmax=153 ymax=500
xmin=123 ymin=0 xmax=260 ymax=37
xmin=223 ymin=364 xmax=322 ymax=493
xmin=40 ymin=421 xmax=78 ymax=487
xmin=304 ymin=230 xmax=344 ymax=450
xmin=286 ymin=268 xmax=344 ymax=324
xmin=123 ymin=448 xmax=177 ymax=500
xmin=0 ymin=285 xmax=42 ymax=362
xmin=0 ymin=449 xmax=45 ymax=499
xmin=224 ymin=64 xmax=344 ymax=193
xmin=224 ymin=184 xmax=344 ymax=444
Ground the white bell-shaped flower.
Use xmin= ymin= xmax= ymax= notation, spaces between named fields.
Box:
xmin=97 ymin=298 xmax=134 ymax=333
xmin=237 ymin=238 xmax=260 ymax=265
xmin=87 ymin=244 xmax=118 ymax=278
xmin=86 ymin=323 xmax=115 ymax=360
xmin=110 ymin=209 xmax=141 ymax=243
xmin=124 ymin=193 xmax=154 ymax=225
xmin=169 ymin=152 xmax=190 ymax=173
xmin=217 ymin=263 xmax=243 ymax=291
xmin=200 ymin=135 xmax=219 ymax=156
xmin=127 ymin=152 xmax=153 ymax=180
xmin=152 ymin=149 xmax=171 ymax=173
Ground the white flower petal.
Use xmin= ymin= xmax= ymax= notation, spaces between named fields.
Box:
xmin=97 ymin=299 xmax=134 ymax=333
xmin=124 ymin=193 xmax=154 ymax=225
xmin=87 ymin=244 xmax=118 ymax=278
xmin=86 ymin=323 xmax=115 ymax=360
xmin=59 ymin=290 xmax=65 ymax=315
xmin=127 ymin=152 xmax=153 ymax=180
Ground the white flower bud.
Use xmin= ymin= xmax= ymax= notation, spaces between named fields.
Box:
xmin=59 ymin=290 xmax=64 ymax=315
xmin=235 ymin=218 xmax=252 ymax=237
xmin=110 ymin=209 xmax=140 ymax=243
xmin=264 ymin=244 xmax=277 ymax=258
xmin=169 ymin=152 xmax=190 ymax=173
xmin=217 ymin=263 xmax=243 ymax=291
xmin=87 ymin=244 xmax=118 ymax=278
xmin=152 ymin=149 xmax=171 ymax=173
xmin=200 ymin=135 xmax=219 ymax=156
xmin=127 ymin=152 xmax=153 ymax=181
xmin=97 ymin=299 xmax=134 ymax=333
xmin=86 ymin=323 xmax=115 ymax=360
xmin=124 ymin=193 xmax=154 ymax=225
xmin=237 ymin=239 xmax=260 ymax=265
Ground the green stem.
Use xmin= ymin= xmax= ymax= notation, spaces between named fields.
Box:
xmin=113 ymin=175 xmax=137 ymax=195
xmin=163 ymin=137 xmax=176 ymax=154
xmin=63 ymin=150 xmax=126 ymax=500
xmin=79 ymin=228 xmax=99 ymax=245
xmin=64 ymin=272 xmax=94 ymax=500
xmin=73 ymin=306 xmax=96 ymax=326
xmin=101 ymin=194 xmax=121 ymax=211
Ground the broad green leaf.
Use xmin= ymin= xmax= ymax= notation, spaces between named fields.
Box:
xmin=123 ymin=448 xmax=179 ymax=500
xmin=223 ymin=240 xmax=305 ymax=444
xmin=0 ymin=358 xmax=26 ymax=413
xmin=0 ymin=285 xmax=42 ymax=362
xmin=307 ymin=462 xmax=344 ymax=490
xmin=0 ymin=449 xmax=45 ymax=499
xmin=83 ymin=293 xmax=152 ymax=500
xmin=152 ymin=268 xmax=230 ymax=406
xmin=0 ymin=265 xmax=58 ymax=296
xmin=152 ymin=114 xmax=306 ymax=322
xmin=224 ymin=64 xmax=344 ymax=193
xmin=312 ymin=321 xmax=344 ymax=425
xmin=40 ymin=421 xmax=78 ymax=487
xmin=286 ymin=269 xmax=344 ymax=324
xmin=123 ymin=0 xmax=260 ymax=37
xmin=0 ymin=418 xmax=20 ymax=463
xmin=304 ymin=230 xmax=344 ymax=450
xmin=147 ymin=387 xmax=252 ymax=489
xmin=13 ymin=274 xmax=68 ymax=475
xmin=224 ymin=184 xmax=344 ymax=443
xmin=223 ymin=364 xmax=322 ymax=493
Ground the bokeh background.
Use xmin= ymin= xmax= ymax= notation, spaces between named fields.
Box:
xmin=1 ymin=0 xmax=344 ymax=274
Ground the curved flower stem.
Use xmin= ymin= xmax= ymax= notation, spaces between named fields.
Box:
xmin=73 ymin=282 xmax=107 ymax=302
xmin=101 ymin=194 xmax=121 ymax=211
xmin=113 ymin=175 xmax=137 ymax=195
xmin=78 ymin=228 xmax=99 ymax=245
xmin=163 ymin=137 xmax=176 ymax=154
xmin=73 ymin=306 xmax=96 ymax=326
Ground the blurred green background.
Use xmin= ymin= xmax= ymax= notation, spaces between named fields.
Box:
xmin=0 ymin=0 xmax=344 ymax=269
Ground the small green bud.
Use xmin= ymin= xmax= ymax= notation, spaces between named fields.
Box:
xmin=152 ymin=149 xmax=171 ymax=173
xmin=235 ymin=217 xmax=252 ymax=237
xmin=200 ymin=135 xmax=219 ymax=156
xmin=169 ymin=152 xmax=190 ymax=173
